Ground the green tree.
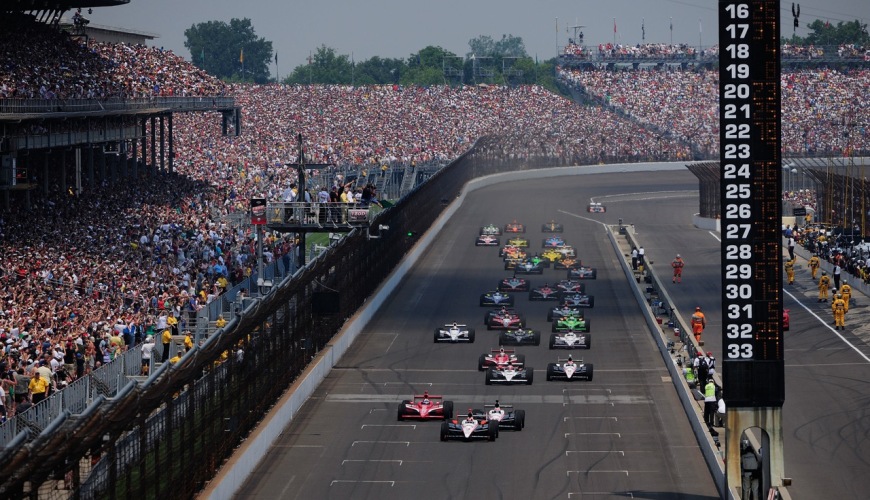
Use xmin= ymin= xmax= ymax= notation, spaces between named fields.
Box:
xmin=794 ymin=19 xmax=869 ymax=46
xmin=403 ymin=46 xmax=459 ymax=85
xmin=283 ymin=45 xmax=354 ymax=84
xmin=185 ymin=18 xmax=273 ymax=83
xmin=354 ymin=56 xmax=406 ymax=85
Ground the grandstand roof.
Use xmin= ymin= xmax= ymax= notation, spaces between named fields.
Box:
xmin=0 ymin=0 xmax=128 ymax=10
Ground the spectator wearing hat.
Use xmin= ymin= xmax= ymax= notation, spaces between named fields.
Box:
xmin=160 ymin=329 xmax=171 ymax=362
xmin=140 ymin=336 xmax=155 ymax=376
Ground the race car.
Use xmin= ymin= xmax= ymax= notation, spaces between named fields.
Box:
xmin=434 ymin=323 xmax=475 ymax=342
xmin=547 ymin=304 xmax=584 ymax=322
xmin=480 ymin=290 xmax=515 ymax=307
xmin=567 ymin=266 xmax=598 ymax=279
xmin=485 ymin=362 xmax=534 ymax=385
xmin=398 ymin=391 xmax=454 ymax=420
xmin=503 ymin=257 xmax=526 ymax=270
xmin=471 ymin=401 xmax=525 ymax=431
xmin=540 ymin=248 xmax=563 ymax=267
xmin=529 ymin=283 xmax=562 ymax=301
xmin=561 ymin=292 xmax=595 ymax=308
xmin=478 ymin=347 xmax=526 ymax=371
xmin=506 ymin=236 xmax=529 ymax=248
xmin=783 ymin=309 xmax=790 ymax=331
xmin=440 ymin=411 xmax=498 ymax=441
xmin=512 ymin=260 xmax=544 ymax=275
xmin=485 ymin=307 xmax=526 ymax=330
xmin=554 ymin=257 xmax=583 ymax=270
xmin=555 ymin=279 xmax=585 ymax=294
xmin=549 ymin=330 xmax=591 ymax=349
xmin=553 ymin=246 xmax=577 ymax=258
xmin=480 ymin=224 xmax=502 ymax=235
xmin=542 ymin=236 xmax=567 ymax=248
xmin=498 ymin=328 xmax=542 ymax=346
xmin=475 ymin=234 xmax=500 ymax=246
xmin=504 ymin=220 xmax=525 ymax=233
xmin=498 ymin=276 xmax=530 ymax=292
xmin=587 ymin=202 xmax=606 ymax=213
xmin=541 ymin=221 xmax=564 ymax=233
xmin=546 ymin=355 xmax=593 ymax=381
xmin=552 ymin=314 xmax=590 ymax=333
xmin=499 ymin=245 xmax=525 ymax=259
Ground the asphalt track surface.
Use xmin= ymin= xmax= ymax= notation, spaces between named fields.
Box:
xmin=235 ymin=169 xmax=870 ymax=499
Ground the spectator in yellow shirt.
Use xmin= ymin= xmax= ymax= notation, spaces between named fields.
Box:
xmin=184 ymin=331 xmax=194 ymax=350
xmin=161 ymin=329 xmax=171 ymax=362
xmin=29 ymin=371 xmax=49 ymax=405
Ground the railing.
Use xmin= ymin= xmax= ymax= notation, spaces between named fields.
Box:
xmin=265 ymin=201 xmax=379 ymax=229
xmin=0 ymin=96 xmax=235 ymax=115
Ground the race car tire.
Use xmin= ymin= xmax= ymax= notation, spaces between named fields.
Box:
xmin=584 ymin=318 xmax=591 ymax=332
xmin=588 ymin=297 xmax=595 ymax=308
xmin=398 ymin=400 xmax=410 ymax=421
xmin=478 ymin=354 xmax=488 ymax=371
xmin=551 ymin=323 xmax=558 ymax=333
xmin=549 ymin=334 xmax=557 ymax=349
xmin=547 ymin=310 xmax=553 ymax=321
xmin=585 ymin=334 xmax=592 ymax=349
xmin=434 ymin=329 xmax=442 ymax=342
xmin=440 ymin=421 xmax=449 ymax=441
xmin=514 ymin=410 xmax=525 ymax=430
xmin=443 ymin=401 xmax=454 ymax=419
xmin=532 ymin=331 xmax=541 ymax=346
xmin=518 ymin=315 xmax=526 ymax=327
xmin=467 ymin=329 xmax=475 ymax=342
xmin=528 ymin=292 xmax=538 ymax=301
xmin=488 ymin=424 xmax=498 ymax=441
xmin=515 ymin=354 xmax=526 ymax=366
xmin=525 ymin=368 xmax=534 ymax=385
xmin=546 ymin=364 xmax=555 ymax=381
xmin=485 ymin=372 xmax=493 ymax=385
xmin=585 ymin=364 xmax=594 ymax=381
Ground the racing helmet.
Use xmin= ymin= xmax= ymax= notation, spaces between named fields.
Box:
xmin=467 ymin=410 xmax=474 ymax=418
xmin=695 ymin=306 xmax=701 ymax=311
xmin=843 ymin=280 xmax=848 ymax=284
xmin=452 ymin=322 xmax=458 ymax=327
xmin=676 ymin=254 xmax=681 ymax=258
xmin=494 ymin=400 xmax=500 ymax=408
xmin=422 ymin=398 xmax=430 ymax=405
xmin=567 ymin=355 xmax=573 ymax=363
xmin=499 ymin=347 xmax=505 ymax=354
xmin=837 ymin=293 xmax=843 ymax=298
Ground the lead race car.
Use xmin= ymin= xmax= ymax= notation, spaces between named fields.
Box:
xmin=546 ymin=355 xmax=593 ymax=381
xmin=480 ymin=223 xmax=502 ymax=236
xmin=440 ymin=410 xmax=498 ymax=441
xmin=434 ymin=322 xmax=475 ymax=342
xmin=498 ymin=328 xmax=541 ymax=346
xmin=541 ymin=220 xmax=564 ymax=233
xmin=480 ymin=290 xmax=515 ymax=307
xmin=398 ymin=391 xmax=454 ymax=420
xmin=567 ymin=266 xmax=598 ymax=279
xmin=529 ymin=283 xmax=562 ymax=301
xmin=478 ymin=347 xmax=526 ymax=371
xmin=472 ymin=401 xmax=525 ymax=431
xmin=485 ymin=361 xmax=534 ymax=385
xmin=587 ymin=202 xmax=606 ymax=213
xmin=504 ymin=220 xmax=526 ymax=233
xmin=549 ymin=330 xmax=592 ymax=349
xmin=498 ymin=275 xmax=530 ymax=292
xmin=475 ymin=234 xmax=500 ymax=246
xmin=485 ymin=307 xmax=526 ymax=330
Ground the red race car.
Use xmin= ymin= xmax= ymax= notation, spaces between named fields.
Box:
xmin=398 ymin=391 xmax=454 ymax=421
xmin=783 ymin=309 xmax=790 ymax=331
xmin=504 ymin=220 xmax=526 ymax=233
xmin=485 ymin=307 xmax=526 ymax=330
xmin=478 ymin=347 xmax=526 ymax=371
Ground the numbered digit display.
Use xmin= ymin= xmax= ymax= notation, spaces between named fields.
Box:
xmin=719 ymin=1 xmax=784 ymax=407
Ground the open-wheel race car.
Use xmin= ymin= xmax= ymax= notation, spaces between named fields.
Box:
xmin=529 ymin=283 xmax=562 ymax=301
xmin=542 ymin=236 xmax=567 ymax=248
xmin=567 ymin=266 xmax=598 ymax=279
xmin=555 ymin=279 xmax=585 ymax=294
xmin=506 ymin=236 xmax=529 ymax=248
xmin=480 ymin=224 xmax=502 ymax=236
xmin=504 ymin=220 xmax=526 ymax=233
xmin=547 ymin=303 xmax=584 ymax=322
xmin=471 ymin=401 xmax=525 ymax=431
xmin=540 ymin=248 xmax=563 ymax=267
xmin=485 ymin=307 xmax=526 ymax=330
xmin=546 ymin=355 xmax=593 ymax=381
xmin=561 ymin=292 xmax=595 ymax=308
xmin=434 ymin=322 xmax=475 ymax=342
xmin=499 ymin=245 xmax=526 ymax=259
xmin=554 ymin=257 xmax=583 ymax=270
xmin=553 ymin=246 xmax=577 ymax=258
xmin=498 ymin=276 xmax=530 ymax=292
xmin=440 ymin=410 xmax=498 ymax=441
xmin=480 ymin=290 xmax=514 ymax=307
xmin=549 ymin=330 xmax=592 ymax=349
xmin=587 ymin=202 xmax=606 ymax=213
xmin=398 ymin=391 xmax=454 ymax=420
xmin=498 ymin=328 xmax=541 ymax=346
xmin=512 ymin=260 xmax=545 ymax=275
xmin=485 ymin=362 xmax=534 ymax=385
xmin=541 ymin=220 xmax=564 ymax=233
xmin=475 ymin=234 xmax=500 ymax=246
xmin=478 ymin=347 xmax=526 ymax=371
xmin=551 ymin=313 xmax=590 ymax=333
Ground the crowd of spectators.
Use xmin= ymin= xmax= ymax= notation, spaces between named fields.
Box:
xmin=596 ymin=43 xmax=699 ymax=60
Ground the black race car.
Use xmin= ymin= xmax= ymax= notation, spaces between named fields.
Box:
xmin=472 ymin=401 xmax=525 ymax=431
xmin=475 ymin=234 xmax=500 ymax=246
xmin=504 ymin=220 xmax=525 ymax=233
xmin=541 ymin=221 xmax=564 ymax=233
xmin=498 ymin=328 xmax=541 ymax=346
xmin=478 ymin=348 xmax=526 ymax=371
xmin=480 ymin=224 xmax=502 ymax=236
xmin=529 ymin=283 xmax=562 ymax=301
xmin=498 ymin=276 xmax=530 ymax=292
xmin=568 ymin=266 xmax=598 ymax=279
xmin=561 ymin=292 xmax=595 ymax=308
xmin=434 ymin=323 xmax=475 ymax=342
xmin=549 ymin=330 xmax=592 ymax=349
xmin=513 ymin=260 xmax=544 ymax=275
xmin=485 ymin=307 xmax=526 ymax=330
xmin=546 ymin=355 xmax=593 ymax=381
xmin=555 ymin=279 xmax=585 ymax=294
xmin=547 ymin=304 xmax=584 ymax=322
xmin=440 ymin=411 xmax=498 ymax=441
xmin=480 ymin=290 xmax=515 ymax=307
xmin=485 ymin=363 xmax=534 ymax=385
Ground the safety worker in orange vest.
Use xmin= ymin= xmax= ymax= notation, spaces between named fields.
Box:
xmin=691 ymin=306 xmax=706 ymax=344
xmin=672 ymin=254 xmax=685 ymax=284
xmin=840 ymin=280 xmax=852 ymax=312
xmin=832 ymin=293 xmax=846 ymax=330
xmin=784 ymin=258 xmax=795 ymax=285
xmin=818 ymin=271 xmax=831 ymax=302
xmin=808 ymin=254 xmax=821 ymax=280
